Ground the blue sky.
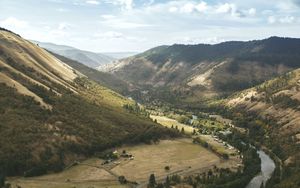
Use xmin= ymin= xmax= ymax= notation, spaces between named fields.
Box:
xmin=1 ymin=0 xmax=300 ymax=52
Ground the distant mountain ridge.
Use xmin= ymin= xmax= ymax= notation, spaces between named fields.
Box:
xmin=105 ymin=36 xmax=300 ymax=102
xmin=32 ymin=40 xmax=116 ymax=68
xmin=103 ymin=51 xmax=139 ymax=59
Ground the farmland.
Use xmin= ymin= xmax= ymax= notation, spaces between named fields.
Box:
xmin=7 ymin=138 xmax=241 ymax=188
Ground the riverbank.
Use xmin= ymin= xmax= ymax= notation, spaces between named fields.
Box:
xmin=246 ymin=150 xmax=275 ymax=188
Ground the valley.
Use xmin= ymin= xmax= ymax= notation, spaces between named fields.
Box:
xmin=1 ymin=19 xmax=300 ymax=188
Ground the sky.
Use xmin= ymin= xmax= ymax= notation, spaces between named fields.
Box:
xmin=1 ymin=0 xmax=300 ymax=52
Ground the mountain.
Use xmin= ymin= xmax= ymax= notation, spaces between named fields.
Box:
xmin=227 ymin=69 xmax=300 ymax=136
xmin=105 ymin=37 xmax=300 ymax=103
xmin=0 ymin=28 xmax=178 ymax=176
xmin=32 ymin=40 xmax=115 ymax=68
xmin=224 ymin=69 xmax=300 ymax=187
xmin=103 ymin=51 xmax=139 ymax=59
xmin=50 ymin=51 xmax=133 ymax=95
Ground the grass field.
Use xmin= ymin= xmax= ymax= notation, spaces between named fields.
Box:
xmin=7 ymin=138 xmax=241 ymax=188
xmin=150 ymin=115 xmax=195 ymax=133
xmin=8 ymin=158 xmax=127 ymax=188
xmin=112 ymin=138 xmax=220 ymax=182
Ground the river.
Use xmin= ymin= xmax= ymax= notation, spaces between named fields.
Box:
xmin=246 ymin=150 xmax=276 ymax=188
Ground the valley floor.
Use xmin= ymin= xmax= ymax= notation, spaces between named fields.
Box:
xmin=7 ymin=138 xmax=241 ymax=188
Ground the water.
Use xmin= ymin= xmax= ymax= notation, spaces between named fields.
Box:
xmin=246 ymin=150 xmax=276 ymax=188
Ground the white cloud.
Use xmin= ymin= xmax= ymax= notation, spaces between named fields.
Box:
xmin=279 ymin=15 xmax=295 ymax=23
xmin=216 ymin=3 xmax=234 ymax=14
xmin=168 ymin=1 xmax=209 ymax=14
xmin=248 ymin=8 xmax=256 ymax=16
xmin=86 ymin=0 xmax=99 ymax=5
xmin=181 ymin=3 xmax=195 ymax=13
xmin=268 ymin=16 xmax=276 ymax=24
xmin=106 ymin=0 xmax=133 ymax=10
xmin=0 ymin=17 xmax=28 ymax=29
xmin=276 ymin=1 xmax=298 ymax=11
xmin=163 ymin=1 xmax=244 ymax=17
xmin=169 ymin=6 xmax=178 ymax=13
xmin=215 ymin=3 xmax=245 ymax=17
xmin=195 ymin=1 xmax=208 ymax=12
xmin=94 ymin=31 xmax=124 ymax=39
xmin=268 ymin=15 xmax=296 ymax=24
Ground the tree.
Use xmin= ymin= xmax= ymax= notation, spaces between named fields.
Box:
xmin=148 ymin=174 xmax=156 ymax=188
xmin=181 ymin=127 xmax=185 ymax=134
xmin=165 ymin=176 xmax=170 ymax=188
xmin=0 ymin=173 xmax=4 ymax=188
xmin=193 ymin=129 xmax=196 ymax=135
xmin=118 ymin=176 xmax=127 ymax=184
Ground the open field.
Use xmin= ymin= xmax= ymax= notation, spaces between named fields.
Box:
xmin=112 ymin=138 xmax=220 ymax=182
xmin=7 ymin=138 xmax=241 ymax=188
xmin=150 ymin=115 xmax=195 ymax=133
xmin=8 ymin=158 xmax=127 ymax=188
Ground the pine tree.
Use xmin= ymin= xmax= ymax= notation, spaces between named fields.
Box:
xmin=165 ymin=176 xmax=170 ymax=188
xmin=148 ymin=174 xmax=156 ymax=188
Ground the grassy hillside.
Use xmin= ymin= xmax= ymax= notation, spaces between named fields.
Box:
xmin=225 ymin=69 xmax=300 ymax=188
xmin=0 ymin=29 xmax=179 ymax=177
xmin=107 ymin=37 xmax=300 ymax=103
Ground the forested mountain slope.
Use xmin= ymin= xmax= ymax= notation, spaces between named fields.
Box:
xmin=0 ymin=28 xmax=178 ymax=176
xmin=105 ymin=37 xmax=300 ymax=101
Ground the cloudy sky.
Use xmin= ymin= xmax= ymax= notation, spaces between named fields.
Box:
xmin=1 ymin=0 xmax=300 ymax=52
